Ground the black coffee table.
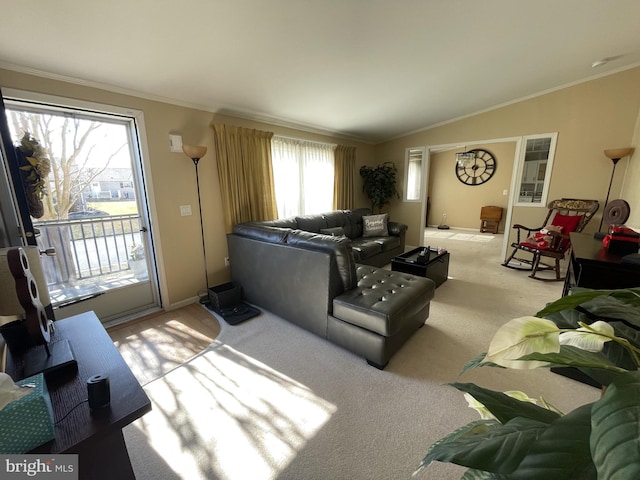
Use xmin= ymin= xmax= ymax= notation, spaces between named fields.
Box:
xmin=391 ymin=247 xmax=450 ymax=287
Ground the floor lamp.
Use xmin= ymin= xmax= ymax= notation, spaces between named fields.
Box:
xmin=182 ymin=145 xmax=209 ymax=301
xmin=598 ymin=147 xmax=634 ymax=232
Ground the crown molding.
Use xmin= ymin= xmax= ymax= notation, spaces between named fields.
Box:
xmin=388 ymin=62 xmax=640 ymax=143
xmin=0 ymin=61 xmax=370 ymax=145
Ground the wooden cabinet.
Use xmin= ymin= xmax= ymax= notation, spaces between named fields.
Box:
xmin=480 ymin=206 xmax=503 ymax=234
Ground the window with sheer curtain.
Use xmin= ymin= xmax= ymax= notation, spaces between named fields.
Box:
xmin=271 ymin=137 xmax=336 ymax=218
xmin=405 ymin=147 xmax=424 ymax=201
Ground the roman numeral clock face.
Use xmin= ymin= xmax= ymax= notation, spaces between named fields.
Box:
xmin=455 ymin=149 xmax=497 ymax=186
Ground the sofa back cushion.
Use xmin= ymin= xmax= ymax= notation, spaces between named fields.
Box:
xmin=238 ymin=208 xmax=380 ymax=238
xmin=295 ymin=214 xmax=328 ymax=233
xmin=262 ymin=218 xmax=298 ymax=229
xmin=321 ymin=210 xmax=346 ymax=225
xmin=286 ymin=230 xmax=358 ymax=291
xmin=343 ymin=208 xmax=370 ymax=238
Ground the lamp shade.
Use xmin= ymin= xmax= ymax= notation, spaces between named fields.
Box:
xmin=182 ymin=145 xmax=207 ymax=160
xmin=604 ymin=147 xmax=634 ymax=160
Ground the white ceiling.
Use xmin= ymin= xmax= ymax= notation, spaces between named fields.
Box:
xmin=1 ymin=0 xmax=640 ymax=143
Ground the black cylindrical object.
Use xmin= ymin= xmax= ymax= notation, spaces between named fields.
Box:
xmin=87 ymin=374 xmax=110 ymax=409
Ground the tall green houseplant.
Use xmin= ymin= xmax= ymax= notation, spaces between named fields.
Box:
xmin=359 ymin=162 xmax=400 ymax=213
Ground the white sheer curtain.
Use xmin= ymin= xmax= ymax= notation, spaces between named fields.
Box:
xmin=271 ymin=137 xmax=335 ymax=218
xmin=407 ymin=157 xmax=421 ymax=200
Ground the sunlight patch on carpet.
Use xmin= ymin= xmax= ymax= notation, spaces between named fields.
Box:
xmin=127 ymin=341 xmax=336 ymax=480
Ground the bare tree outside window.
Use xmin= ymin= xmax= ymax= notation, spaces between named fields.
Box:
xmin=7 ymin=109 xmax=132 ymax=291
xmin=9 ymin=111 xmax=126 ymax=220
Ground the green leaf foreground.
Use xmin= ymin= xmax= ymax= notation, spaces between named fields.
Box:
xmin=536 ymin=288 xmax=640 ymax=318
xmin=507 ymin=404 xmax=596 ymax=480
xmin=519 ymin=345 xmax=628 ymax=373
xmin=419 ymin=372 xmax=640 ymax=479
xmin=462 ymin=345 xmax=628 ymax=376
xmin=591 ymin=370 xmax=640 ymax=479
xmin=419 ymin=416 xmax=550 ymax=474
xmin=543 ymin=296 xmax=640 ymax=373
xmin=460 ymin=469 xmax=498 ymax=480
xmin=417 ymin=288 xmax=640 ymax=479
xmin=461 ymin=352 xmax=501 ymax=374
xmin=450 ymin=383 xmax=560 ymax=425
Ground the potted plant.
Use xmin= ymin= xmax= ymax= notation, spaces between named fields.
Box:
xmin=129 ymin=243 xmax=146 ymax=277
xmin=15 ymin=133 xmax=51 ymax=219
xmin=416 ymin=288 xmax=640 ymax=479
xmin=359 ymin=162 xmax=400 ymax=213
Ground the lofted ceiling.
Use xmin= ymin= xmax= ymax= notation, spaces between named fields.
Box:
xmin=1 ymin=0 xmax=639 ymax=143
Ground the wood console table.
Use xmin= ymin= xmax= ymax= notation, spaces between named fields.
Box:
xmin=5 ymin=311 xmax=151 ymax=480
xmin=563 ymin=232 xmax=640 ymax=296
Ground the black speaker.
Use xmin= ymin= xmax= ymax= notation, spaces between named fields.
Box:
xmin=87 ymin=374 xmax=110 ymax=409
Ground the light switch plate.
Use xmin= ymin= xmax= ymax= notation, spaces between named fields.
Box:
xmin=169 ymin=134 xmax=183 ymax=153
xmin=180 ymin=205 xmax=192 ymax=216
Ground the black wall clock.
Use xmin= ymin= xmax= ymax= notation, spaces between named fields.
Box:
xmin=455 ymin=148 xmax=497 ymax=186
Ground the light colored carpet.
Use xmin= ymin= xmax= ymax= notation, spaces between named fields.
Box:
xmin=124 ymin=234 xmax=600 ymax=480
xmin=424 ymin=230 xmax=495 ymax=243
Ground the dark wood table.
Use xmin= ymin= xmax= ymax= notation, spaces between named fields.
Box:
xmin=563 ymin=232 xmax=640 ymax=296
xmin=5 ymin=311 xmax=151 ymax=480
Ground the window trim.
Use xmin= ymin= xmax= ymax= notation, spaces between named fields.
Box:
xmin=404 ymin=146 xmax=425 ymax=202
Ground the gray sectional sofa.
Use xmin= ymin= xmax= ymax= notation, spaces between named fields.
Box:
xmin=227 ymin=209 xmax=436 ymax=368
xmin=245 ymin=207 xmax=408 ymax=267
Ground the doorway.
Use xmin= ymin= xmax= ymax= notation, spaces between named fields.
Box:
xmin=0 ymin=89 xmax=160 ymax=323
xmin=422 ymin=137 xmax=522 ymax=259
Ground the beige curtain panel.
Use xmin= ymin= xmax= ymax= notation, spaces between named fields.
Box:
xmin=333 ymin=145 xmax=357 ymax=210
xmin=212 ymin=124 xmax=278 ymax=231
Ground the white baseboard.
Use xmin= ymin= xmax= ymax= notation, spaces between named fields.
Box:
xmin=165 ymin=296 xmax=201 ymax=311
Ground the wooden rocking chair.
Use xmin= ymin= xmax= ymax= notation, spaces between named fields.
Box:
xmin=502 ymin=198 xmax=599 ymax=281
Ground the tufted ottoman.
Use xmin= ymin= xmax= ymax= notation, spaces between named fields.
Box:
xmin=328 ymin=266 xmax=435 ymax=369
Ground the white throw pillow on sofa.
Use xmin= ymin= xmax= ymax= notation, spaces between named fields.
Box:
xmin=362 ymin=214 xmax=389 ymax=237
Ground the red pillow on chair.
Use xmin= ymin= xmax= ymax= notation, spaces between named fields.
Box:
xmin=522 ymin=225 xmax=563 ymax=250
xmin=551 ymin=213 xmax=583 ymax=233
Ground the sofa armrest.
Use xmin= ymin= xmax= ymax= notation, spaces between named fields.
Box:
xmin=388 ymin=221 xmax=407 ymax=236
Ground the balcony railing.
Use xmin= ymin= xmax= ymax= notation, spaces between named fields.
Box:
xmin=34 ymin=214 xmax=147 ymax=306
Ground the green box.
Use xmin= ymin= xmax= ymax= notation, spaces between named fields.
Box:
xmin=0 ymin=373 xmax=55 ymax=453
